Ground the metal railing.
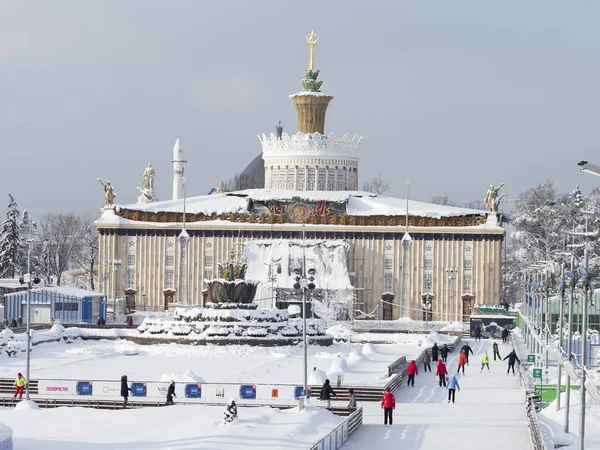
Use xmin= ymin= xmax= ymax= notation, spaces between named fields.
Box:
xmin=309 ymin=406 xmax=363 ymax=450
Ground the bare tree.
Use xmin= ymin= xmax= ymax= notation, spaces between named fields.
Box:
xmin=37 ymin=214 xmax=85 ymax=286
xmin=363 ymin=173 xmax=389 ymax=195
xmin=73 ymin=215 xmax=98 ymax=290
xmin=429 ymin=195 xmax=458 ymax=206
xmin=463 ymin=199 xmax=486 ymax=210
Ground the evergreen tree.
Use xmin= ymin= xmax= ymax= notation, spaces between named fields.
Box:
xmin=0 ymin=195 xmax=22 ymax=279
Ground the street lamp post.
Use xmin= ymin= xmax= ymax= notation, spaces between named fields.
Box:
xmin=446 ymin=268 xmax=457 ymax=322
xmin=24 ymin=218 xmax=37 ymax=401
xmin=293 ymin=226 xmax=316 ymax=410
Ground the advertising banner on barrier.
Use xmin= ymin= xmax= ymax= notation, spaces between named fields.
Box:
xmin=92 ymin=381 xmax=121 ymax=397
xmin=38 ymin=380 xmax=78 ymax=396
xmin=201 ymin=384 xmax=239 ymax=401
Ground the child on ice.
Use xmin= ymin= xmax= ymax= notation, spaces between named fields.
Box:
xmin=447 ymin=374 xmax=460 ymax=404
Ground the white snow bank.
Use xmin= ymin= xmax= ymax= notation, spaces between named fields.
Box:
xmin=159 ymin=370 xmax=205 ymax=383
xmin=348 ymin=348 xmax=366 ymax=364
xmin=362 ymin=343 xmax=379 ymax=356
xmin=308 ymin=369 xmax=328 ymax=385
xmin=14 ymin=400 xmax=39 ymax=411
xmin=327 ymin=355 xmax=351 ymax=376
xmin=438 ymin=322 xmax=465 ymax=332
xmin=0 ymin=329 xmax=14 ymax=340
xmin=327 ymin=325 xmax=354 ymax=341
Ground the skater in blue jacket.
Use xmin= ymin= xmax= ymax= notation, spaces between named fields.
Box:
xmin=447 ymin=374 xmax=460 ymax=404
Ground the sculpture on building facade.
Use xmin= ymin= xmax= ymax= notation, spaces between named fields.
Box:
xmin=137 ymin=163 xmax=157 ymax=203
xmin=484 ymin=183 xmax=505 ymax=212
xmin=97 ymin=179 xmax=116 ymax=206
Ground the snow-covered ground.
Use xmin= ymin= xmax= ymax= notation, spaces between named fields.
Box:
xmin=0 ymin=400 xmax=341 ymax=450
xmin=510 ymin=328 xmax=600 ymax=449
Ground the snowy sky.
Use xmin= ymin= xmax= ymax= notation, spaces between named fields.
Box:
xmin=2 ymin=0 xmax=600 ymax=215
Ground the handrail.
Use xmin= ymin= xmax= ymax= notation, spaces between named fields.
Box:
xmin=309 ymin=406 xmax=363 ymax=450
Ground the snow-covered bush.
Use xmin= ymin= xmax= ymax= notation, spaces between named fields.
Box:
xmin=147 ymin=324 xmax=166 ymax=334
xmin=280 ymin=326 xmax=300 ymax=337
xmin=206 ymin=326 xmax=231 ymax=337
xmin=172 ymin=324 xmax=192 ymax=336
xmin=246 ymin=327 xmax=268 ymax=337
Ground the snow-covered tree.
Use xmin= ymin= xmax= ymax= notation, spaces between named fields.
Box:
xmin=429 ymin=195 xmax=458 ymax=206
xmin=0 ymin=195 xmax=22 ymax=279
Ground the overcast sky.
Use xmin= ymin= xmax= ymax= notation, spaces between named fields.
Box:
xmin=1 ymin=0 xmax=600 ymax=216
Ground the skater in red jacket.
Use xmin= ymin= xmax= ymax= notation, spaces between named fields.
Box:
xmin=381 ymin=387 xmax=396 ymax=425
xmin=436 ymin=359 xmax=447 ymax=387
xmin=406 ymin=360 xmax=418 ymax=387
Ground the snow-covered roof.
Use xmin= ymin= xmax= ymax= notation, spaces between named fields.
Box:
xmin=116 ymin=189 xmax=487 ymax=218
xmin=18 ymin=286 xmax=106 ymax=298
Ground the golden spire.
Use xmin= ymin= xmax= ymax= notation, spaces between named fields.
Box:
xmin=306 ymin=31 xmax=320 ymax=71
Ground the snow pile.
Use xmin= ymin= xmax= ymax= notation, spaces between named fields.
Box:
xmin=159 ymin=370 xmax=205 ymax=383
xmin=327 ymin=355 xmax=351 ymax=377
xmin=326 ymin=324 xmax=354 ymax=341
xmin=0 ymin=329 xmax=14 ymax=340
xmin=114 ymin=342 xmax=138 ymax=356
xmin=439 ymin=322 xmax=466 ymax=332
xmin=362 ymin=343 xmax=379 ymax=356
xmin=348 ymin=347 xmax=367 ymax=364
xmin=308 ymin=368 xmax=328 ymax=385
xmin=14 ymin=400 xmax=39 ymax=411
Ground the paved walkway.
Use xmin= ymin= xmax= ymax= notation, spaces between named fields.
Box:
xmin=343 ymin=339 xmax=532 ymax=450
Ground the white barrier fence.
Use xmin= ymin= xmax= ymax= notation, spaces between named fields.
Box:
xmin=310 ymin=407 xmax=363 ymax=450
xmin=36 ymin=379 xmax=313 ymax=403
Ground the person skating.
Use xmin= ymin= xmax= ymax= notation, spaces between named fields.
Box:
xmin=422 ymin=350 xmax=432 ymax=372
xmin=121 ymin=375 xmax=131 ymax=407
xmin=440 ymin=344 xmax=450 ymax=363
xmin=431 ymin=343 xmax=439 ymax=362
xmin=223 ymin=398 xmax=238 ymax=424
xmin=460 ymin=343 xmax=473 ymax=365
xmin=406 ymin=360 xmax=418 ymax=387
xmin=492 ymin=341 xmax=501 ymax=361
xmin=501 ymin=327 xmax=510 ymax=344
xmin=481 ymin=351 xmax=490 ymax=373
xmin=166 ymin=380 xmax=176 ymax=405
xmin=503 ymin=350 xmax=520 ymax=375
xmin=457 ymin=351 xmax=467 ymax=375
xmin=447 ymin=374 xmax=460 ymax=404
xmin=436 ymin=359 xmax=448 ymax=387
xmin=319 ymin=379 xmax=336 ymax=408
xmin=13 ymin=373 xmax=26 ymax=400
xmin=474 ymin=326 xmax=482 ymax=341
xmin=381 ymin=386 xmax=395 ymax=425
xmin=348 ymin=388 xmax=357 ymax=409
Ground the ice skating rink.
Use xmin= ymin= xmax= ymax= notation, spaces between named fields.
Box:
xmin=344 ymin=339 xmax=532 ymax=450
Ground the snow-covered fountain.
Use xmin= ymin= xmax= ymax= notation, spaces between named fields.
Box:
xmin=135 ymin=247 xmax=332 ymax=346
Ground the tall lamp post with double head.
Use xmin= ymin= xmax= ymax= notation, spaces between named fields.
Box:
xmin=21 ymin=217 xmax=39 ymax=401
xmin=293 ymin=232 xmax=316 ymax=410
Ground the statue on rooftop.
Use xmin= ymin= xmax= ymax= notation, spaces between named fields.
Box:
xmin=97 ymin=179 xmax=116 ymax=206
xmin=142 ymin=163 xmax=155 ymax=191
xmin=484 ymin=183 xmax=505 ymax=212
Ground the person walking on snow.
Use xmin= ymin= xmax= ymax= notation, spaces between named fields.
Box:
xmin=407 ymin=360 xmax=418 ymax=387
xmin=436 ymin=359 xmax=448 ymax=387
xmin=422 ymin=350 xmax=432 ymax=372
xmin=457 ymin=351 xmax=467 ymax=374
xmin=13 ymin=373 xmax=26 ymax=400
xmin=440 ymin=344 xmax=450 ymax=363
xmin=447 ymin=374 xmax=460 ymax=404
xmin=481 ymin=351 xmax=490 ymax=372
xmin=460 ymin=343 xmax=474 ymax=365
xmin=319 ymin=379 xmax=336 ymax=408
xmin=166 ymin=380 xmax=176 ymax=405
xmin=492 ymin=341 xmax=501 ymax=361
xmin=121 ymin=375 xmax=131 ymax=407
xmin=223 ymin=398 xmax=238 ymax=424
xmin=504 ymin=350 xmax=521 ymax=375
xmin=348 ymin=388 xmax=357 ymax=408
xmin=431 ymin=343 xmax=439 ymax=362
xmin=381 ymin=386 xmax=395 ymax=425
xmin=474 ymin=326 xmax=482 ymax=341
